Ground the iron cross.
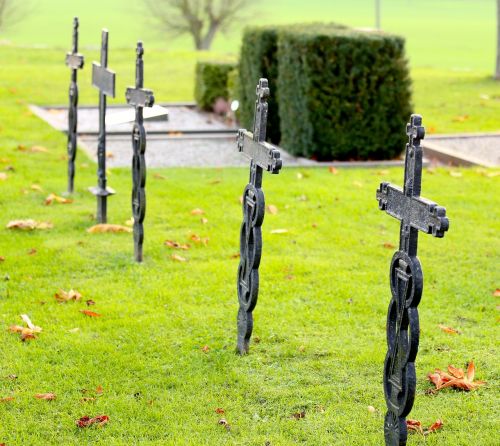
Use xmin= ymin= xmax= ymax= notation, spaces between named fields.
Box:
xmin=376 ymin=114 xmax=449 ymax=446
xmin=89 ymin=29 xmax=116 ymax=223
xmin=65 ymin=17 xmax=84 ymax=194
xmin=236 ymin=78 xmax=282 ymax=355
xmin=126 ymin=41 xmax=154 ymax=262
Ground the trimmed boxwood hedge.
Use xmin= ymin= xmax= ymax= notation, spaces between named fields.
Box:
xmin=277 ymin=26 xmax=412 ymax=160
xmin=238 ymin=26 xmax=281 ymax=144
xmin=194 ymin=61 xmax=236 ymax=111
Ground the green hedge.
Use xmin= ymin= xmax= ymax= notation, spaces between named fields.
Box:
xmin=277 ymin=26 xmax=412 ymax=160
xmin=238 ymin=26 xmax=281 ymax=144
xmin=194 ymin=61 xmax=236 ymax=111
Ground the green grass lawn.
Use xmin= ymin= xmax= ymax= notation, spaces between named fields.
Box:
xmin=0 ymin=43 xmax=499 ymax=445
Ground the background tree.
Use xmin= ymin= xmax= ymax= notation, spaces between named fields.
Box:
xmin=144 ymin=0 xmax=254 ymax=50
xmin=496 ymin=0 xmax=500 ymax=78
xmin=0 ymin=0 xmax=31 ymax=31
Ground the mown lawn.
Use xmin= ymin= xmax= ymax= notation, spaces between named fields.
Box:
xmin=0 ymin=44 xmax=499 ymax=445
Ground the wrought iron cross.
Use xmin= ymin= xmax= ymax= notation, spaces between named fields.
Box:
xmin=236 ymin=78 xmax=282 ymax=355
xmin=126 ymin=41 xmax=154 ymax=262
xmin=65 ymin=17 xmax=84 ymax=194
xmin=376 ymin=114 xmax=449 ymax=446
xmin=89 ymin=29 xmax=116 ymax=223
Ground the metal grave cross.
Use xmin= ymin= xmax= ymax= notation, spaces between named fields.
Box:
xmin=65 ymin=17 xmax=84 ymax=194
xmin=126 ymin=41 xmax=155 ymax=263
xmin=236 ymin=78 xmax=282 ymax=355
xmin=376 ymin=114 xmax=450 ymax=446
xmin=89 ymin=29 xmax=116 ymax=223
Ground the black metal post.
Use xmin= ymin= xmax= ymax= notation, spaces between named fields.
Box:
xmin=376 ymin=114 xmax=450 ymax=445
xmin=236 ymin=79 xmax=282 ymax=355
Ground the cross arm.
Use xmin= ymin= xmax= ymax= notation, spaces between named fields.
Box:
xmin=92 ymin=63 xmax=116 ymax=97
xmin=66 ymin=53 xmax=84 ymax=70
xmin=237 ymin=129 xmax=282 ymax=174
xmin=126 ymin=87 xmax=154 ymax=108
xmin=376 ymin=182 xmax=449 ymax=238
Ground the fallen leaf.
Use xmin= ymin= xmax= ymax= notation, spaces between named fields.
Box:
xmin=191 ymin=208 xmax=205 ymax=215
xmin=87 ymin=224 xmax=132 ymax=233
xmin=44 ymin=193 xmax=73 ymax=205
xmin=230 ymin=253 xmax=240 ymax=259
xmin=438 ymin=324 xmax=461 ymax=335
xmin=27 ymin=248 xmax=37 ymax=255
xmin=30 ymin=184 xmax=43 ymax=192
xmin=124 ymin=218 xmax=134 ymax=226
xmin=153 ymin=173 xmax=167 ymax=180
xmin=164 ymin=240 xmax=190 ymax=250
xmin=68 ymin=328 xmax=80 ymax=333
xmin=209 ymin=179 xmax=221 ymax=185
xmin=201 ymin=345 xmax=210 ymax=353
xmin=407 ymin=419 xmax=443 ymax=436
xmin=493 ymin=289 xmax=500 ymax=297
xmin=30 ymin=145 xmax=48 ymax=153
xmin=34 ymin=393 xmax=56 ymax=401
xmin=267 ymin=204 xmax=278 ymax=215
xmin=218 ymin=418 xmax=231 ymax=431
xmin=80 ymin=310 xmax=102 ymax=318
xmin=452 ymin=115 xmax=469 ymax=122
xmin=96 ymin=385 xmax=103 ymax=394
xmin=76 ymin=415 xmax=109 ymax=428
xmin=6 ymin=220 xmax=53 ymax=230
xmin=328 ymin=166 xmax=338 ymax=175
xmin=427 ymin=361 xmax=486 ymax=392
xmin=200 ymin=218 xmax=209 ymax=224
xmin=450 ymin=171 xmax=463 ymax=178
xmin=0 ymin=396 xmax=15 ymax=403
xmin=291 ymin=411 xmax=306 ymax=420
xmin=171 ymin=254 xmax=187 ymax=262
xmin=54 ymin=289 xmax=82 ymax=303
xmin=377 ymin=169 xmax=390 ymax=176
xmin=367 ymin=406 xmax=376 ymax=413
xmin=270 ymin=229 xmax=288 ymax=234
xmin=8 ymin=315 xmax=42 ymax=341
xmin=0 ymin=172 xmax=7 ymax=181
xmin=215 ymin=408 xmax=225 ymax=414
xmin=86 ymin=299 xmax=96 ymax=306
xmin=0 ymin=256 xmax=4 ymax=262
xmin=383 ymin=242 xmax=395 ymax=249
xmin=190 ymin=234 xmax=209 ymax=245
xmin=106 ymin=152 xmax=114 ymax=159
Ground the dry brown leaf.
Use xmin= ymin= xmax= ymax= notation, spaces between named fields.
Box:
xmin=86 ymin=299 xmax=96 ymax=306
xmin=267 ymin=204 xmax=278 ymax=215
xmin=191 ymin=208 xmax=205 ymax=215
xmin=80 ymin=310 xmax=102 ymax=318
xmin=0 ymin=396 xmax=15 ymax=403
xmin=54 ymin=289 xmax=82 ymax=303
xmin=493 ymin=288 xmax=500 ymax=297
xmin=45 ymin=193 xmax=73 ymax=205
xmin=153 ymin=173 xmax=167 ymax=180
xmin=209 ymin=179 xmax=221 ymax=185
xmin=215 ymin=408 xmax=225 ymax=414
xmin=30 ymin=145 xmax=48 ymax=153
xmin=452 ymin=115 xmax=469 ymax=122
xmin=34 ymin=393 xmax=56 ymax=401
xmin=328 ymin=166 xmax=338 ymax=175
xmin=383 ymin=242 xmax=395 ymax=249
xmin=0 ymin=256 xmax=5 ymax=262
xmin=0 ymin=172 xmax=7 ymax=181
xmin=6 ymin=219 xmax=53 ymax=230
xmin=270 ymin=229 xmax=288 ymax=234
xmin=291 ymin=411 xmax=306 ymax=420
xmin=164 ymin=240 xmax=190 ymax=250
xmin=76 ymin=415 xmax=109 ymax=428
xmin=190 ymin=234 xmax=209 ymax=245
xmin=96 ymin=385 xmax=103 ymax=394
xmin=407 ymin=419 xmax=443 ymax=436
xmin=200 ymin=217 xmax=209 ymax=224
xmin=438 ymin=324 xmax=461 ymax=335
xmin=171 ymin=254 xmax=187 ymax=262
xmin=8 ymin=315 xmax=42 ymax=341
xmin=87 ymin=224 xmax=132 ymax=234
xmin=230 ymin=253 xmax=240 ymax=259
xmin=201 ymin=345 xmax=210 ymax=353
xmin=427 ymin=361 xmax=486 ymax=392
xmin=27 ymin=248 xmax=37 ymax=255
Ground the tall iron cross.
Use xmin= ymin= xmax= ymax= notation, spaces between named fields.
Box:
xmin=236 ymin=78 xmax=282 ymax=355
xmin=126 ymin=41 xmax=154 ymax=263
xmin=65 ymin=17 xmax=84 ymax=194
xmin=89 ymin=29 xmax=116 ymax=223
xmin=376 ymin=114 xmax=449 ymax=446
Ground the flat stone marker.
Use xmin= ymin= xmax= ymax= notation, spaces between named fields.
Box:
xmin=65 ymin=17 xmax=84 ymax=194
xmin=126 ymin=41 xmax=155 ymax=262
xmin=376 ymin=114 xmax=450 ymax=446
xmin=89 ymin=29 xmax=116 ymax=224
xmin=236 ymin=79 xmax=282 ymax=355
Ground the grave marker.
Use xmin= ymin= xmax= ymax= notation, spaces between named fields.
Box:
xmin=376 ymin=114 xmax=449 ymax=446
xmin=126 ymin=41 xmax=155 ymax=262
xmin=236 ymin=78 xmax=282 ymax=355
xmin=89 ymin=29 xmax=116 ymax=223
xmin=65 ymin=17 xmax=84 ymax=194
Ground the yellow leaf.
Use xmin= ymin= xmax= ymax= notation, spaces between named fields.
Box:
xmin=270 ymin=229 xmax=288 ymax=234
xmin=45 ymin=193 xmax=73 ymax=205
xmin=87 ymin=224 xmax=132 ymax=233
xmin=171 ymin=254 xmax=187 ymax=262
xmin=191 ymin=208 xmax=205 ymax=215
